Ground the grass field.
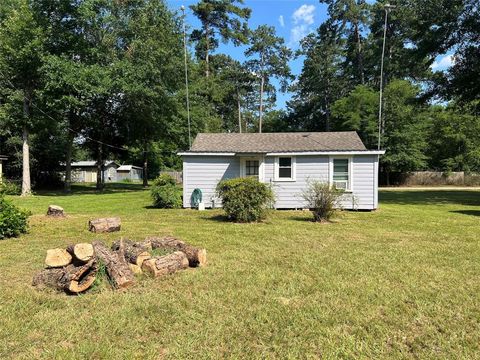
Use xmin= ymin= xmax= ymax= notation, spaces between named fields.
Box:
xmin=1 ymin=185 xmax=479 ymax=359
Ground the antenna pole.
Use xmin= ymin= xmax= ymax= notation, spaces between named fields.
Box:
xmin=377 ymin=4 xmax=395 ymax=150
xmin=181 ymin=6 xmax=192 ymax=149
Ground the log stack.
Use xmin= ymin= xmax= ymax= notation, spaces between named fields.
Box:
xmin=32 ymin=235 xmax=206 ymax=295
xmin=88 ymin=217 xmax=121 ymax=233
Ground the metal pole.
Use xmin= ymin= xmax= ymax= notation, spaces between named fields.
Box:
xmin=181 ymin=6 xmax=192 ymax=149
xmin=377 ymin=5 xmax=394 ymax=150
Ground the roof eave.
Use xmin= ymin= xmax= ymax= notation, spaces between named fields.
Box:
xmin=178 ymin=150 xmax=385 ymax=156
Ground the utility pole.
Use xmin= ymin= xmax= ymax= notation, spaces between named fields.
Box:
xmin=377 ymin=3 xmax=395 ymax=150
xmin=181 ymin=5 xmax=192 ymax=149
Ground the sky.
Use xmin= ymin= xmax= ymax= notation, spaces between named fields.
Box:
xmin=166 ymin=0 xmax=454 ymax=110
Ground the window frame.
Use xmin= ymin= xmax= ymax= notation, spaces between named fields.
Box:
xmin=240 ymin=156 xmax=265 ymax=182
xmin=329 ymin=156 xmax=353 ymax=192
xmin=274 ymin=156 xmax=296 ymax=182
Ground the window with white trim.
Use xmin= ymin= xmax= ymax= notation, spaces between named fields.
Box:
xmin=245 ymin=160 xmax=259 ymax=178
xmin=332 ymin=158 xmax=350 ymax=190
xmin=274 ymin=156 xmax=296 ymax=181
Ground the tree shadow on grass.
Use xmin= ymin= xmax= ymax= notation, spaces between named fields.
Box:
xmin=36 ymin=183 xmax=147 ymax=196
xmin=450 ymin=209 xmax=480 ymax=217
xmin=200 ymin=214 xmax=230 ymax=222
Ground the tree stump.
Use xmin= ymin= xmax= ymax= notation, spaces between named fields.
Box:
xmin=45 ymin=249 xmax=72 ymax=268
xmin=147 ymin=236 xmax=207 ymax=267
xmin=141 ymin=251 xmax=189 ymax=277
xmin=47 ymin=205 xmax=65 ymax=217
xmin=88 ymin=217 xmax=121 ymax=233
xmin=67 ymin=243 xmax=94 ymax=263
xmin=112 ymin=239 xmax=151 ymax=267
xmin=92 ymin=240 xmax=134 ymax=289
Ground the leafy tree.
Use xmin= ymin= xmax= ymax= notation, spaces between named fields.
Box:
xmin=0 ymin=0 xmax=46 ymax=195
xmin=331 ymin=85 xmax=378 ymax=149
xmin=245 ymin=25 xmax=293 ymax=132
xmin=288 ymin=22 xmax=346 ymax=131
xmin=190 ymin=0 xmax=251 ymax=77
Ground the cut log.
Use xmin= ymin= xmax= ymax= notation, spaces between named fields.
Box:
xmin=141 ymin=251 xmax=189 ymax=277
xmin=47 ymin=205 xmax=65 ymax=217
xmin=66 ymin=243 xmax=94 ymax=263
xmin=129 ymin=263 xmax=143 ymax=275
xmin=45 ymin=248 xmax=72 ymax=268
xmin=92 ymin=240 xmax=134 ymax=289
xmin=88 ymin=217 xmax=121 ymax=233
xmin=111 ymin=239 xmax=151 ymax=267
xmin=33 ymin=260 xmax=98 ymax=294
xmin=147 ymin=236 xmax=207 ymax=267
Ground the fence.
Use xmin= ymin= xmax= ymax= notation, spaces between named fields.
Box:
xmin=381 ymin=171 xmax=480 ymax=186
xmin=160 ymin=171 xmax=183 ymax=184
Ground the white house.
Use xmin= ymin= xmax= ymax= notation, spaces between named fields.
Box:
xmin=179 ymin=132 xmax=385 ymax=210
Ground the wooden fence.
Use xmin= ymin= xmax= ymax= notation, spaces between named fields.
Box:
xmin=160 ymin=171 xmax=183 ymax=184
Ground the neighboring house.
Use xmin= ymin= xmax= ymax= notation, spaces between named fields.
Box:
xmin=116 ymin=165 xmax=143 ymax=181
xmin=179 ymin=132 xmax=385 ymax=210
xmin=70 ymin=161 xmax=119 ymax=183
xmin=0 ymin=155 xmax=6 ymax=182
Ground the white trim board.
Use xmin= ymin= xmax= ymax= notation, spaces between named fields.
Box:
xmin=179 ymin=150 xmax=385 ymax=156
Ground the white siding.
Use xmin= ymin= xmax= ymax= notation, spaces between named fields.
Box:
xmin=183 ymin=156 xmax=239 ymax=208
xmin=182 ymin=154 xmax=379 ymax=210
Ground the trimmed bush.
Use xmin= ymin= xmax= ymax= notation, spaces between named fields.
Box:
xmin=0 ymin=180 xmax=21 ymax=195
xmin=151 ymin=174 xmax=182 ymax=208
xmin=0 ymin=196 xmax=30 ymax=239
xmin=301 ymin=181 xmax=344 ymax=222
xmin=216 ymin=177 xmax=274 ymax=222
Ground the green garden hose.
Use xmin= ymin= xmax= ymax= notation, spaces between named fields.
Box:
xmin=191 ymin=188 xmax=202 ymax=207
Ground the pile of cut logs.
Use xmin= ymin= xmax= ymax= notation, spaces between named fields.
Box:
xmin=32 ymin=236 xmax=206 ymax=294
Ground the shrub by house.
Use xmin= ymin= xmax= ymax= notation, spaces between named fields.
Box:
xmin=216 ymin=177 xmax=274 ymax=222
xmin=151 ymin=174 xmax=182 ymax=208
xmin=302 ymin=181 xmax=344 ymax=222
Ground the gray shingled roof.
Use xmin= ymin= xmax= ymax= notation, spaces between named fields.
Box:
xmin=190 ymin=132 xmax=367 ymax=153
xmin=71 ymin=160 xmax=117 ymax=167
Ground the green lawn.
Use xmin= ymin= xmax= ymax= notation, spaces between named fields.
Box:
xmin=1 ymin=186 xmax=479 ymax=359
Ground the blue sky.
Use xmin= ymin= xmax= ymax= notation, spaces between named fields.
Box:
xmin=166 ymin=0 xmax=454 ymax=110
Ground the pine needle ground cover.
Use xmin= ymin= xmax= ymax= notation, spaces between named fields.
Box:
xmin=1 ymin=185 xmax=479 ymax=358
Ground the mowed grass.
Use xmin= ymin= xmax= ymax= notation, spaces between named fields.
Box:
xmin=1 ymin=185 xmax=479 ymax=359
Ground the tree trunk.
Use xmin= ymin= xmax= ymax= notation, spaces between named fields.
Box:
xmin=88 ymin=217 xmax=121 ymax=233
xmin=111 ymin=239 xmax=151 ymax=267
xmin=45 ymin=248 xmax=72 ymax=268
xmin=142 ymin=144 xmax=148 ymax=187
xmin=141 ymin=251 xmax=189 ymax=277
xmin=205 ymin=24 xmax=210 ymax=78
xmin=92 ymin=240 xmax=135 ymax=289
xmin=147 ymin=236 xmax=207 ymax=267
xmin=66 ymin=243 xmax=94 ymax=263
xmin=64 ymin=131 xmax=74 ymax=193
xmin=259 ymin=75 xmax=264 ymax=133
xmin=96 ymin=144 xmax=104 ymax=191
xmin=33 ymin=260 xmax=98 ymax=294
xmin=237 ymin=90 xmax=242 ymax=133
xmin=354 ymin=21 xmax=365 ymax=85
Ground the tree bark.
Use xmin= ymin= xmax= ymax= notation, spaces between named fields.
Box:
xmin=92 ymin=240 xmax=135 ymax=289
xmin=88 ymin=217 xmax=121 ymax=233
xmin=64 ymin=130 xmax=74 ymax=193
xmin=141 ymin=251 xmax=189 ymax=277
xmin=354 ymin=20 xmax=365 ymax=85
xmin=33 ymin=260 xmax=98 ymax=294
xmin=142 ymin=143 xmax=148 ymax=187
xmin=259 ymin=75 xmax=264 ymax=133
xmin=111 ymin=239 xmax=151 ymax=267
xmin=147 ymin=236 xmax=207 ymax=267
xmin=205 ymin=24 xmax=210 ymax=78
xmin=96 ymin=143 xmax=104 ymax=191
xmin=237 ymin=90 xmax=242 ymax=133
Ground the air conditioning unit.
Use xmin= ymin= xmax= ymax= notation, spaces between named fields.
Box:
xmin=333 ymin=180 xmax=348 ymax=190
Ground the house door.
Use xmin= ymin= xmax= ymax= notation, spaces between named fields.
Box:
xmin=240 ymin=157 xmax=264 ymax=182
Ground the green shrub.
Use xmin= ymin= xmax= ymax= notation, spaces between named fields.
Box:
xmin=0 ymin=196 xmax=30 ymax=239
xmin=301 ymin=181 xmax=344 ymax=222
xmin=151 ymin=174 xmax=182 ymax=208
xmin=0 ymin=180 xmax=21 ymax=195
xmin=216 ymin=177 xmax=275 ymax=222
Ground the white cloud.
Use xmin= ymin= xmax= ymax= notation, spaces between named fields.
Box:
xmin=292 ymin=4 xmax=315 ymax=25
xmin=289 ymin=4 xmax=316 ymax=47
xmin=279 ymin=15 xmax=285 ymax=28
xmin=431 ymin=54 xmax=454 ymax=71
